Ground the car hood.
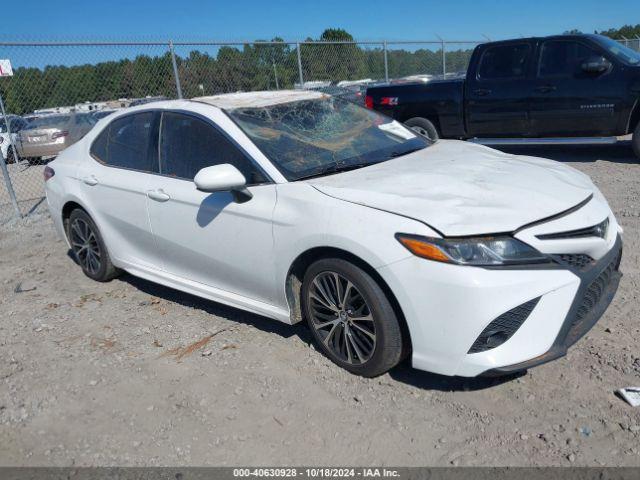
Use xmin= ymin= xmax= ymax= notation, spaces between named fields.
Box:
xmin=306 ymin=140 xmax=596 ymax=236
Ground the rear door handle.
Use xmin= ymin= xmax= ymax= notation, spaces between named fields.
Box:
xmin=82 ymin=175 xmax=98 ymax=186
xmin=534 ymin=85 xmax=557 ymax=93
xmin=473 ymin=88 xmax=492 ymax=96
xmin=147 ymin=189 xmax=171 ymax=202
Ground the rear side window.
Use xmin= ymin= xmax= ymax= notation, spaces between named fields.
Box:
xmin=477 ymin=44 xmax=531 ymax=80
xmin=538 ymin=40 xmax=602 ymax=77
xmin=90 ymin=112 xmax=159 ymax=172
xmin=159 ymin=112 xmax=267 ymax=184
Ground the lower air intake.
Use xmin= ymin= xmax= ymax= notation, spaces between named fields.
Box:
xmin=468 ymin=297 xmax=541 ymax=354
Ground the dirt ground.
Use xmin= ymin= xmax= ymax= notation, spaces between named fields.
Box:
xmin=0 ymin=143 xmax=639 ymax=467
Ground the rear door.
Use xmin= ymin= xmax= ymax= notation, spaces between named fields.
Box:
xmin=529 ymin=38 xmax=622 ymax=136
xmin=79 ymin=111 xmax=161 ymax=269
xmin=465 ymin=41 xmax=534 ymax=137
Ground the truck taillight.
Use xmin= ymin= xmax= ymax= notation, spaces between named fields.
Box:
xmin=44 ymin=166 xmax=55 ymax=181
xmin=365 ymin=95 xmax=373 ymax=109
xmin=380 ymin=96 xmax=399 ymax=106
xmin=52 ymin=131 xmax=68 ymax=139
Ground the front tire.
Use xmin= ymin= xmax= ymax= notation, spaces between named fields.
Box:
xmin=301 ymin=258 xmax=404 ymax=377
xmin=67 ymin=209 xmax=121 ymax=282
xmin=405 ymin=117 xmax=439 ymax=142
xmin=633 ymin=122 xmax=640 ymax=159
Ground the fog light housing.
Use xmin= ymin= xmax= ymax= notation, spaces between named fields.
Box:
xmin=468 ymin=297 xmax=540 ymax=354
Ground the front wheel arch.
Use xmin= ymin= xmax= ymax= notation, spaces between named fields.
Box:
xmin=285 ymin=247 xmax=412 ymax=358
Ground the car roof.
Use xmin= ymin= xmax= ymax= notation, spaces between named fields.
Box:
xmin=193 ymin=89 xmax=325 ymax=109
xmin=484 ymin=33 xmax=606 ymax=46
xmin=97 ymin=90 xmax=327 ymax=119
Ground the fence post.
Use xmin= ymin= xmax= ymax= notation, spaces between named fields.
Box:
xmin=169 ymin=41 xmax=183 ymax=99
xmin=383 ymin=41 xmax=389 ymax=82
xmin=0 ymin=91 xmax=21 ymax=219
xmin=441 ymin=39 xmax=446 ymax=76
xmin=272 ymin=60 xmax=280 ymax=90
xmin=296 ymin=42 xmax=304 ymax=87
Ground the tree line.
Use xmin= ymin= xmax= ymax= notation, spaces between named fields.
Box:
xmin=1 ymin=25 xmax=633 ymax=116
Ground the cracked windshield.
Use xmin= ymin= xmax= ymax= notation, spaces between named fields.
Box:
xmin=227 ymin=95 xmax=428 ymax=180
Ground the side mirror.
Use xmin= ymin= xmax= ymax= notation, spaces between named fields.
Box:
xmin=581 ymin=56 xmax=611 ymax=74
xmin=194 ymin=164 xmax=252 ymax=202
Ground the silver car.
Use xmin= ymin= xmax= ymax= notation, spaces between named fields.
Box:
xmin=17 ymin=112 xmax=96 ymax=164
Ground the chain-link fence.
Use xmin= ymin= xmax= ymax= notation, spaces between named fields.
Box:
xmin=0 ymin=36 xmax=634 ymax=222
xmin=0 ymin=38 xmax=484 ymax=222
xmin=619 ymin=38 xmax=640 ymax=52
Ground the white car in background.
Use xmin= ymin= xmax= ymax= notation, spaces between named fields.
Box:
xmin=44 ymin=91 xmax=622 ymax=378
xmin=0 ymin=115 xmax=28 ymax=164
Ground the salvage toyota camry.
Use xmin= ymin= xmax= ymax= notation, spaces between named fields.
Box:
xmin=44 ymin=90 xmax=622 ymax=377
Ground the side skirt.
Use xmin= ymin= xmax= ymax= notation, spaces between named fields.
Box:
xmin=116 ymin=259 xmax=293 ymax=324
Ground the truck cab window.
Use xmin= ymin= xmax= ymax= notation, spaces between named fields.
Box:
xmin=538 ymin=41 xmax=602 ymax=78
xmin=477 ymin=44 xmax=530 ymax=80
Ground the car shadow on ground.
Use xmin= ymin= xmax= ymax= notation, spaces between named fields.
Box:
xmin=495 ymin=141 xmax=636 ymax=164
xmin=388 ymin=361 xmax=524 ymax=392
xmin=110 ymin=266 xmax=524 ymax=393
xmin=121 ymin=272 xmax=313 ymax=342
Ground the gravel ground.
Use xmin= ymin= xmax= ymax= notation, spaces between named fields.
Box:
xmin=0 ymin=143 xmax=639 ymax=467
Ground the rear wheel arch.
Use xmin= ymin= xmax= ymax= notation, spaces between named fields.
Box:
xmin=285 ymin=246 xmax=412 ymax=357
xmin=62 ymin=200 xmax=87 ymax=232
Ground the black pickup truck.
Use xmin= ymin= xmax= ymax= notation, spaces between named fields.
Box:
xmin=365 ymin=34 xmax=640 ymax=157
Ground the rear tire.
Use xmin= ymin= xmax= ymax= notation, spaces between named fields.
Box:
xmin=301 ymin=257 xmax=404 ymax=377
xmin=405 ymin=117 xmax=439 ymax=142
xmin=67 ymin=209 xmax=121 ymax=282
xmin=5 ymin=148 xmax=17 ymax=164
xmin=633 ymin=122 xmax=640 ymax=159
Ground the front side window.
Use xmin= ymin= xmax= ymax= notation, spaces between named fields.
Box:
xmin=90 ymin=112 xmax=159 ymax=172
xmin=538 ymin=40 xmax=602 ymax=77
xmin=477 ymin=44 xmax=531 ymax=80
xmin=159 ymin=112 xmax=266 ymax=183
xmin=226 ymin=96 xmax=428 ymax=181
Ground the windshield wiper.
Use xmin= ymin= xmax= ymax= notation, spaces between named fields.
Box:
xmin=297 ymin=162 xmax=374 ymax=180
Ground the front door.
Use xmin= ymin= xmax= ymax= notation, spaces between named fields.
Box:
xmin=529 ymin=39 xmax=622 ymax=136
xmin=146 ymin=111 xmax=278 ymax=305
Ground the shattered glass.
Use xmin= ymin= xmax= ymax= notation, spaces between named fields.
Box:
xmin=228 ymin=96 xmax=428 ymax=180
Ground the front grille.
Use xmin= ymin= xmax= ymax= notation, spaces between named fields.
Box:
xmin=468 ymin=297 xmax=540 ymax=354
xmin=537 ymin=218 xmax=609 ymax=240
xmin=556 ymin=254 xmax=595 ymax=270
xmin=574 ymin=256 xmax=619 ymax=323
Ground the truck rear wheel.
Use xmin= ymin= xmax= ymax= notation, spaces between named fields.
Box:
xmin=405 ymin=117 xmax=439 ymax=142
xmin=633 ymin=122 xmax=640 ymax=159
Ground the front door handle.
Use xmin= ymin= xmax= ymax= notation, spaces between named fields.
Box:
xmin=534 ymin=85 xmax=557 ymax=93
xmin=82 ymin=175 xmax=98 ymax=186
xmin=473 ymin=88 xmax=492 ymax=96
xmin=147 ymin=189 xmax=171 ymax=202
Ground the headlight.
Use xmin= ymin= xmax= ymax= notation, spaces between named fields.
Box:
xmin=396 ymin=233 xmax=549 ymax=266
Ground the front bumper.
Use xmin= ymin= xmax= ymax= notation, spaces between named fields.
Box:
xmin=377 ymin=233 xmax=622 ymax=377
xmin=484 ymin=234 xmax=622 ymax=375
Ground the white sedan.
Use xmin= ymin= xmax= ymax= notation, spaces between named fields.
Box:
xmin=44 ymin=90 xmax=622 ymax=377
